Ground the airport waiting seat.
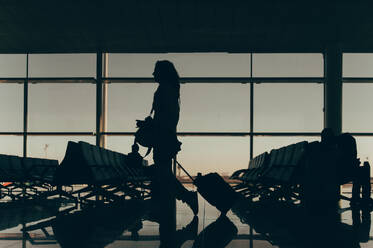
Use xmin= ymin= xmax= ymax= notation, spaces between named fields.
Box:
xmin=55 ymin=141 xmax=149 ymax=185
xmin=231 ymin=141 xmax=310 ymax=202
xmin=264 ymin=141 xmax=308 ymax=184
xmin=0 ymin=155 xmax=24 ymax=182
xmin=0 ymin=155 xmax=58 ymax=183
xmin=54 ymin=141 xmax=151 ymax=203
xmin=230 ymin=152 xmax=269 ymax=183
xmin=23 ymin=157 xmax=58 ymax=184
xmin=0 ymin=154 xmax=59 ymax=201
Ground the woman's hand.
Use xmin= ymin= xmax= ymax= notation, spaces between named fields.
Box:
xmin=136 ymin=119 xmax=145 ymax=128
xmin=136 ymin=116 xmax=154 ymax=128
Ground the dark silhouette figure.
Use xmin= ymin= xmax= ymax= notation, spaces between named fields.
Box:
xmin=321 ymin=127 xmax=336 ymax=148
xmin=150 ymin=60 xmax=198 ymax=247
xmin=334 ymin=132 xmax=372 ymax=205
xmin=319 ymin=129 xmax=372 ymax=206
xmin=127 ymin=143 xmax=144 ymax=168
xmin=192 ymin=215 xmax=237 ymax=248
xmin=52 ymin=199 xmax=147 ymax=248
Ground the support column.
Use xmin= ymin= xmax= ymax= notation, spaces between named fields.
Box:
xmin=96 ymin=52 xmax=103 ymax=146
xmin=101 ymin=53 xmax=108 ymax=148
xmin=23 ymin=54 xmax=29 ymax=157
xmin=96 ymin=53 xmax=108 ymax=147
xmin=324 ymin=47 xmax=342 ymax=135
xmin=323 ymin=46 xmax=343 ymax=218
xmin=249 ymin=53 xmax=254 ymax=161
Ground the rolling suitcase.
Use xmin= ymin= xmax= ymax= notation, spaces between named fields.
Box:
xmin=176 ymin=161 xmax=238 ymax=215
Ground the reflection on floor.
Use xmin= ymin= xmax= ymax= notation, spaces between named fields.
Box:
xmin=0 ymin=185 xmax=372 ymax=248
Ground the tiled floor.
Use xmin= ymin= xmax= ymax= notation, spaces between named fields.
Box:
xmin=0 ymin=186 xmax=372 ymax=248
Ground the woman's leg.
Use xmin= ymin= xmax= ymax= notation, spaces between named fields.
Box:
xmin=171 ymin=170 xmax=198 ymax=215
xmin=151 ymin=156 xmax=198 ymax=215
xmin=153 ymin=150 xmax=176 ymax=248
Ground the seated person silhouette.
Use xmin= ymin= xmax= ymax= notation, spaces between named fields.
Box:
xmin=127 ymin=143 xmax=145 ymax=168
xmin=321 ymin=128 xmax=372 ymax=206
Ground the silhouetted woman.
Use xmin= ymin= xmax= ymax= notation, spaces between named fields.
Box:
xmin=151 ymin=60 xmax=197 ymax=247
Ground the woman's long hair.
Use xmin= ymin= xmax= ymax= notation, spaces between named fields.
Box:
xmin=154 ymin=60 xmax=180 ymax=99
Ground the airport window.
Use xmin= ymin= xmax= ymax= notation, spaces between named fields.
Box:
xmin=342 ymin=53 xmax=373 ymax=176
xmin=0 ymin=136 xmax=23 ymax=156
xmin=107 ymin=136 xmax=251 ymax=176
xmin=179 ymin=83 xmax=250 ymax=132
xmin=0 ymin=83 xmax=23 ymax=132
xmin=108 ymin=53 xmax=251 ymax=77
xmin=252 ymin=53 xmax=323 ymax=77
xmin=108 ymin=83 xmax=250 ymax=132
xmin=28 ymin=83 xmax=95 ymax=132
xmin=0 ymin=54 xmax=26 ymax=77
xmin=254 ymin=83 xmax=323 ymax=132
xmin=253 ymin=136 xmax=320 ymax=157
xmin=29 ymin=53 xmax=96 ymax=77
xmin=107 ymin=83 xmax=158 ymax=132
xmin=0 ymin=52 xmax=326 ymax=176
xmin=343 ymin=53 xmax=373 ymax=77
xmin=27 ymin=136 xmax=95 ymax=162
xmin=177 ymin=136 xmax=250 ymax=176
xmin=105 ymin=136 xmax=138 ymax=154
xmin=343 ymin=83 xmax=373 ymax=132
xmin=105 ymin=135 xmax=154 ymax=164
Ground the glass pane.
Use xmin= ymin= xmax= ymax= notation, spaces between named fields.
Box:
xmin=355 ymin=136 xmax=373 ymax=175
xmin=108 ymin=53 xmax=251 ymax=77
xmin=27 ymin=136 xmax=95 ymax=162
xmin=107 ymin=83 xmax=157 ymax=132
xmin=106 ymin=135 xmax=145 ymax=155
xmin=105 ymin=135 xmax=153 ymax=164
xmin=0 ymin=83 xmax=23 ymax=131
xmin=0 ymin=136 xmax=23 ymax=156
xmin=253 ymin=136 xmax=320 ymax=157
xmin=252 ymin=53 xmax=323 ymax=77
xmin=177 ymin=136 xmax=250 ymax=177
xmin=29 ymin=54 xmax=96 ymax=77
xmin=343 ymin=83 xmax=373 ymax=132
xmin=0 ymin=54 xmax=26 ymax=77
xmin=254 ymin=83 xmax=323 ymax=132
xmin=343 ymin=53 xmax=373 ymax=77
xmin=180 ymin=84 xmax=250 ymax=132
xmin=108 ymin=83 xmax=250 ymax=132
xmin=29 ymin=83 xmax=95 ymax=132
xmin=107 ymin=136 xmax=250 ymax=177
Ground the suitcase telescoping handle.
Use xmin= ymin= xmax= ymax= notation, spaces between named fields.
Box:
xmin=175 ymin=160 xmax=195 ymax=183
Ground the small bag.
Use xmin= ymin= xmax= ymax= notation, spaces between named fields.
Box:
xmin=135 ymin=116 xmax=182 ymax=158
xmin=135 ymin=116 xmax=155 ymax=157
xmin=135 ymin=116 xmax=155 ymax=148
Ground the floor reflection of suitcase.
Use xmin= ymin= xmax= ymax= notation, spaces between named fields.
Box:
xmin=176 ymin=161 xmax=238 ymax=215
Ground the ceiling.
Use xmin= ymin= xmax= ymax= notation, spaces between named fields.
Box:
xmin=0 ymin=1 xmax=372 ymax=53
